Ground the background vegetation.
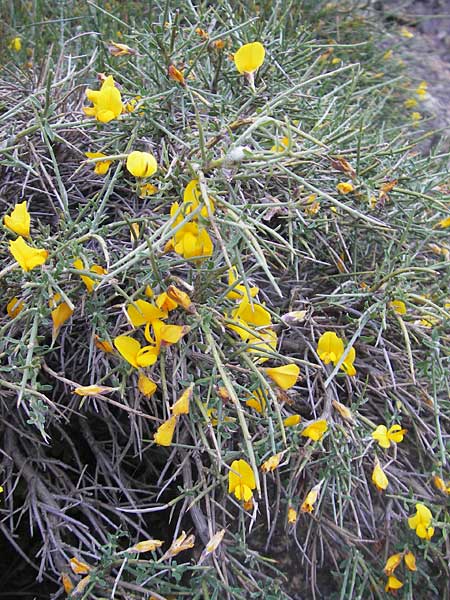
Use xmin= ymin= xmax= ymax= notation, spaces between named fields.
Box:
xmin=0 ymin=1 xmax=449 ymax=598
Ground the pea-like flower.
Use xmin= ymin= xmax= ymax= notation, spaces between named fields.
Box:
xmin=85 ymin=152 xmax=113 ymax=175
xmin=114 ymin=335 xmax=159 ymax=368
xmin=126 ymin=151 xmax=158 ymax=178
xmin=228 ymin=459 xmax=256 ymax=502
xmin=372 ymin=424 xmax=407 ymax=449
xmin=372 ymin=458 xmax=389 ymax=491
xmin=9 ymin=236 xmax=48 ymax=272
xmin=265 ymin=364 xmax=300 ymax=390
xmin=4 ymin=201 xmax=30 ymax=237
xmin=317 ymin=331 xmax=356 ymax=376
xmin=154 ymin=415 xmax=178 ymax=446
xmin=408 ymin=503 xmax=434 ymax=540
xmin=83 ymin=75 xmax=123 ymax=123
xmin=234 ymin=41 xmax=265 ymax=75
xmin=301 ymin=419 xmax=328 ymax=442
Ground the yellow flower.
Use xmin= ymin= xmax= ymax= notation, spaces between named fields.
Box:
xmin=404 ymin=97 xmax=418 ymax=109
xmin=234 ymin=41 xmax=265 ymax=74
xmin=166 ymin=285 xmax=194 ymax=313
xmin=6 ymin=296 xmax=24 ymax=318
xmin=74 ymin=385 xmax=113 ymax=396
xmin=227 ymin=267 xmax=259 ymax=301
xmin=154 ymin=415 xmax=178 ymax=446
xmin=411 ymin=111 xmax=422 ymax=122
xmin=317 ymin=331 xmax=356 ymax=376
xmin=85 ymin=152 xmax=113 ymax=175
xmin=228 ymin=459 xmax=256 ymax=502
xmin=139 ymin=183 xmax=158 ymax=198
xmin=261 ymin=453 xmax=281 ymax=473
xmin=383 ymin=553 xmax=402 ymax=576
xmin=73 ymin=258 xmax=106 ymax=293
xmin=126 ymin=299 xmax=167 ymax=327
xmin=9 ymin=37 xmax=22 ymax=51
xmin=4 ymin=201 xmax=30 ymax=237
xmin=301 ymin=486 xmax=319 ymax=513
xmin=173 ymin=223 xmax=214 ymax=259
xmin=415 ymin=80 xmax=427 ymax=99
xmin=171 ymin=384 xmax=193 ymax=416
xmin=83 ymin=75 xmax=123 ymax=123
xmin=182 ymin=179 xmax=215 ymax=217
xmin=61 ymin=573 xmax=74 ymax=594
xmin=137 ymin=373 xmax=157 ymax=397
xmin=284 ymin=414 xmax=301 ymax=427
xmin=126 ymin=539 xmax=164 ymax=553
xmin=287 ymin=507 xmax=297 ymax=523
xmin=389 ymin=300 xmax=406 ymax=315
xmin=126 ymin=151 xmax=158 ymax=178
xmin=372 ymin=424 xmax=407 ymax=449
xmin=271 ymin=136 xmax=289 ymax=152
xmin=399 ymin=26 xmax=414 ymax=38
xmin=336 ymin=181 xmax=354 ymax=194
xmin=404 ymin=551 xmax=416 ymax=571
xmin=385 ymin=576 xmax=403 ymax=593
xmin=114 ymin=335 xmax=159 ymax=368
xmin=265 ymin=364 xmax=300 ymax=390
xmin=50 ymin=294 xmax=73 ymax=339
xmin=408 ymin=503 xmax=434 ymax=540
xmin=108 ymin=41 xmax=137 ymax=57
xmin=383 ymin=49 xmax=393 ymax=60
xmin=168 ymin=64 xmax=186 ymax=86
xmin=156 ymin=291 xmax=178 ymax=312
xmin=69 ymin=557 xmax=91 ymax=575
xmin=245 ymin=389 xmax=266 ymax=413
xmin=438 ymin=216 xmax=450 ymax=229
xmin=301 ymin=419 xmax=328 ymax=442
xmin=95 ymin=336 xmax=113 ymax=353
xmin=146 ymin=319 xmax=188 ymax=349
xmin=372 ymin=459 xmax=389 ymax=491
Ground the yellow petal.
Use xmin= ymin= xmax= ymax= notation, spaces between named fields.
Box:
xmin=51 ymin=298 xmax=74 ymax=339
xmin=387 ymin=424 xmax=407 ymax=444
xmin=114 ymin=335 xmax=141 ymax=368
xmin=166 ymin=285 xmax=194 ymax=312
xmin=156 ymin=292 xmax=178 ymax=312
xmin=126 ymin=151 xmax=158 ymax=178
xmin=154 ymin=415 xmax=177 ymax=446
xmin=383 ymin=553 xmax=402 ymax=576
xmin=6 ymin=296 xmax=25 ymax=318
xmin=162 ymin=531 xmax=195 ymax=559
xmin=261 ymin=453 xmax=281 ymax=473
xmin=234 ymin=41 xmax=265 ymax=74
xmin=385 ymin=576 xmax=403 ymax=592
xmin=372 ymin=460 xmax=389 ymax=491
xmin=283 ymin=414 xmax=301 ymax=427
xmin=138 ymin=373 xmax=157 ymax=397
xmin=265 ymin=364 xmax=300 ymax=390
xmin=69 ymin=557 xmax=91 ymax=575
xmin=287 ymin=507 xmax=297 ymax=523
xmin=74 ymin=385 xmax=113 ymax=396
xmin=136 ymin=345 xmax=159 ymax=367
xmin=301 ymin=488 xmax=319 ymax=513
xmin=171 ymin=384 xmax=193 ymax=416
xmin=95 ymin=336 xmax=113 ymax=353
xmin=4 ymin=201 xmax=30 ymax=237
xmin=404 ymin=551 xmax=416 ymax=571
xmin=372 ymin=425 xmax=390 ymax=449
xmin=228 ymin=459 xmax=256 ymax=496
xmin=390 ymin=300 xmax=406 ymax=315
xmin=245 ymin=389 xmax=266 ymax=413
xmin=61 ymin=573 xmax=74 ymax=594
xmin=127 ymin=299 xmax=167 ymax=327
xmin=301 ymin=419 xmax=328 ymax=442
xmin=127 ymin=539 xmax=164 ymax=553
xmin=9 ymin=236 xmax=48 ymax=272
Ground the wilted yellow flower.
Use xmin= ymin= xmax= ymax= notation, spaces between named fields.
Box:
xmin=9 ymin=37 xmax=22 ymax=51
xmin=404 ymin=551 xmax=416 ymax=571
xmin=114 ymin=335 xmax=159 ymax=368
xmin=195 ymin=27 xmax=209 ymax=39
xmin=162 ymin=531 xmax=195 ymax=559
xmin=301 ymin=419 xmax=328 ymax=442
xmin=332 ymin=400 xmax=354 ymax=422
xmin=146 ymin=319 xmax=188 ymax=349
xmin=284 ymin=414 xmax=301 ymax=427
xmin=95 ymin=336 xmax=113 ymax=353
xmin=138 ymin=373 xmax=157 ymax=397
xmin=301 ymin=486 xmax=319 ymax=513
xmin=61 ymin=572 xmax=74 ymax=594
xmin=287 ymin=506 xmax=297 ymax=523
xmin=372 ymin=424 xmax=407 ymax=449
xmin=261 ymin=453 xmax=281 ymax=473
xmin=433 ymin=475 xmax=450 ymax=495
xmin=154 ymin=415 xmax=177 ymax=446
xmin=74 ymin=385 xmax=113 ymax=396
xmin=265 ymin=364 xmax=300 ymax=390
xmin=385 ymin=576 xmax=403 ymax=592
xmin=126 ymin=539 xmax=164 ymax=553
xmin=139 ymin=183 xmax=158 ymax=198
xmin=228 ymin=459 xmax=256 ymax=501
xmin=171 ymin=384 xmax=193 ymax=416
xmin=372 ymin=459 xmax=389 ymax=491
xmin=9 ymin=236 xmax=47 ymax=272
xmin=4 ymin=201 xmax=30 ymax=237
xmin=390 ymin=300 xmax=406 ymax=315
xmin=108 ymin=41 xmax=137 ymax=56
xmin=83 ymin=75 xmax=123 ymax=123
xmin=166 ymin=285 xmax=194 ymax=313
xmin=126 ymin=151 xmax=158 ymax=178
xmin=383 ymin=553 xmax=402 ymax=576
xmin=85 ymin=151 xmax=113 ymax=175
xmin=205 ymin=529 xmax=225 ymax=553
xmin=69 ymin=557 xmax=91 ymax=575
xmin=336 ymin=181 xmax=354 ymax=194
xmin=408 ymin=503 xmax=434 ymax=540
xmin=50 ymin=294 xmax=74 ymax=339
xmin=399 ymin=26 xmax=414 ymax=38
xmin=6 ymin=296 xmax=24 ymax=318
xmin=234 ymin=41 xmax=265 ymax=74
xmin=168 ymin=64 xmax=186 ymax=86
